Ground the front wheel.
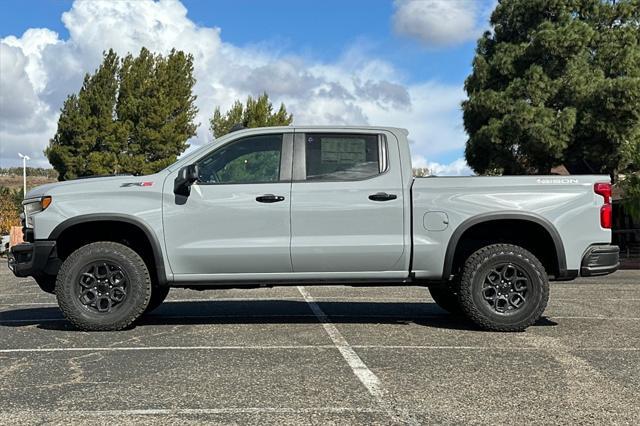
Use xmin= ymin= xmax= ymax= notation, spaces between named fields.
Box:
xmin=55 ymin=242 xmax=151 ymax=331
xmin=457 ymin=244 xmax=549 ymax=332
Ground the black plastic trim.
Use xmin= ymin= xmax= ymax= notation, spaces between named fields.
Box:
xmin=580 ymin=245 xmax=619 ymax=277
xmin=442 ymin=211 xmax=568 ymax=280
xmin=8 ymin=241 xmax=57 ymax=278
xmin=49 ymin=214 xmax=168 ymax=285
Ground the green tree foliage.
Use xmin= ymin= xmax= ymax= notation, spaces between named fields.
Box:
xmin=46 ymin=48 xmax=198 ymax=180
xmin=463 ymin=0 xmax=640 ymax=176
xmin=209 ymin=93 xmax=292 ymax=138
xmin=620 ymin=139 xmax=640 ymax=219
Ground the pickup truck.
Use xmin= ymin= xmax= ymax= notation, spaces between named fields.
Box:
xmin=8 ymin=126 xmax=619 ymax=332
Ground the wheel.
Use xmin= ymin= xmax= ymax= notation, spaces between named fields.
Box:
xmin=457 ymin=244 xmax=549 ymax=332
xmin=428 ymin=285 xmax=462 ymax=315
xmin=55 ymin=242 xmax=151 ymax=331
xmin=34 ymin=274 xmax=56 ymax=294
xmin=144 ymin=285 xmax=170 ymax=313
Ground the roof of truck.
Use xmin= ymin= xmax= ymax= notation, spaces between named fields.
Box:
xmin=224 ymin=125 xmax=409 ymax=135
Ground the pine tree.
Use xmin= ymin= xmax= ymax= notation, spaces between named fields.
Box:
xmin=45 ymin=48 xmax=198 ymax=179
xmin=210 ymin=93 xmax=293 ymax=138
xmin=463 ymin=0 xmax=640 ymax=177
xmin=46 ymin=49 xmax=120 ymax=180
xmin=117 ymin=48 xmax=198 ymax=174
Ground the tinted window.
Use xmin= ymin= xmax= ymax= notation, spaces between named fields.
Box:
xmin=305 ymin=134 xmax=384 ymax=181
xmin=197 ymin=134 xmax=282 ymax=184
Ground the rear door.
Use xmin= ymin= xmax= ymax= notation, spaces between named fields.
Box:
xmin=290 ymin=130 xmax=406 ymax=275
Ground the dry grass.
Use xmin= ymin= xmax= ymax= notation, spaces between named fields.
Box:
xmin=0 ymin=175 xmax=57 ymax=192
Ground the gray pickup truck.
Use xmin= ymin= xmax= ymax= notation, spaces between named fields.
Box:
xmin=9 ymin=126 xmax=619 ymax=331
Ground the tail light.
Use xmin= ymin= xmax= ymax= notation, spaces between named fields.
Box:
xmin=594 ymin=182 xmax=612 ymax=229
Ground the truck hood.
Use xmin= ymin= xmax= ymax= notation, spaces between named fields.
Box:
xmin=25 ymin=174 xmax=163 ymax=199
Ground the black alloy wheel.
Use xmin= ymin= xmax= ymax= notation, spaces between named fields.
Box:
xmin=77 ymin=262 xmax=129 ymax=314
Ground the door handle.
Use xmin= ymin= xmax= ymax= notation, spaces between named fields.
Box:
xmin=256 ymin=194 xmax=285 ymax=203
xmin=368 ymin=192 xmax=397 ymax=202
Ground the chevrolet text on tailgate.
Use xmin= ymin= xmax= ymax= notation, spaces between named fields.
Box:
xmin=8 ymin=126 xmax=619 ymax=331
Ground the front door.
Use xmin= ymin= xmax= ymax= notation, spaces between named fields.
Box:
xmin=290 ymin=131 xmax=406 ymax=274
xmin=163 ymin=132 xmax=293 ymax=277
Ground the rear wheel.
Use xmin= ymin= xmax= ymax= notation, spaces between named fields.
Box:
xmin=458 ymin=244 xmax=549 ymax=332
xmin=428 ymin=285 xmax=462 ymax=315
xmin=55 ymin=242 xmax=151 ymax=331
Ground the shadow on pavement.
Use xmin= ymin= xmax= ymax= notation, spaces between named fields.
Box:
xmin=0 ymin=300 xmax=558 ymax=332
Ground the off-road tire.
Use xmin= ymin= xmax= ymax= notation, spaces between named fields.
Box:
xmin=55 ymin=242 xmax=151 ymax=331
xmin=458 ymin=244 xmax=549 ymax=332
xmin=144 ymin=286 xmax=170 ymax=313
xmin=428 ymin=285 xmax=463 ymax=315
xmin=34 ymin=274 xmax=56 ymax=294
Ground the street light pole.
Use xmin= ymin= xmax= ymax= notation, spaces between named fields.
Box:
xmin=18 ymin=153 xmax=30 ymax=197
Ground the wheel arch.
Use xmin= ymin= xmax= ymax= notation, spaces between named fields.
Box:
xmin=443 ymin=212 xmax=567 ymax=281
xmin=49 ymin=214 xmax=168 ymax=285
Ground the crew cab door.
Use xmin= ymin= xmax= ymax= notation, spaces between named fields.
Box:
xmin=290 ymin=131 xmax=406 ymax=275
xmin=162 ymin=132 xmax=293 ymax=277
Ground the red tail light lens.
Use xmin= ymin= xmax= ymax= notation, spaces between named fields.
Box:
xmin=594 ymin=182 xmax=612 ymax=229
xmin=594 ymin=183 xmax=611 ymax=203
xmin=600 ymin=203 xmax=612 ymax=229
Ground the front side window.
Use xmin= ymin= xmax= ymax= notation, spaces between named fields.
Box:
xmin=197 ymin=134 xmax=282 ymax=184
xmin=305 ymin=133 xmax=385 ymax=181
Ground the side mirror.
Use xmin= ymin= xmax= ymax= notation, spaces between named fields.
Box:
xmin=174 ymin=164 xmax=199 ymax=197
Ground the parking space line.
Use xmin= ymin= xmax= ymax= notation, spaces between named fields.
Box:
xmin=0 ymin=407 xmax=385 ymax=416
xmin=297 ymin=286 xmax=419 ymax=425
xmin=0 ymin=345 xmax=336 ymax=354
xmin=0 ymin=345 xmax=637 ymax=354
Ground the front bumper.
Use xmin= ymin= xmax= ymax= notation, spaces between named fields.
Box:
xmin=7 ymin=241 xmax=59 ymax=278
xmin=581 ymin=245 xmax=620 ymax=277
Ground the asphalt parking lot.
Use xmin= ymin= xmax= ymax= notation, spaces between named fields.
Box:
xmin=0 ymin=264 xmax=639 ymax=425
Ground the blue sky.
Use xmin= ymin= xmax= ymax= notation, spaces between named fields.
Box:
xmin=0 ymin=0 xmax=495 ymax=173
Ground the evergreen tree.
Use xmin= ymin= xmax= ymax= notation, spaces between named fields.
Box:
xmin=117 ymin=48 xmax=198 ymax=174
xmin=463 ymin=0 xmax=640 ymax=177
xmin=46 ymin=50 xmax=120 ymax=180
xmin=210 ymin=93 xmax=292 ymax=138
xmin=45 ymin=48 xmax=198 ymax=179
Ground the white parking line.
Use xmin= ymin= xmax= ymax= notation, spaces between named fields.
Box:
xmin=0 ymin=407 xmax=384 ymax=416
xmin=0 ymin=345 xmax=336 ymax=354
xmin=0 ymin=345 xmax=637 ymax=354
xmin=297 ymin=286 xmax=418 ymax=425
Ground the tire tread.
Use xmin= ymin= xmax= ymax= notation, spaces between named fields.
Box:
xmin=55 ymin=241 xmax=151 ymax=331
xmin=458 ymin=243 xmax=549 ymax=332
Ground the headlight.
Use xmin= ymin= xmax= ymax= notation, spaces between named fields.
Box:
xmin=23 ymin=196 xmax=52 ymax=228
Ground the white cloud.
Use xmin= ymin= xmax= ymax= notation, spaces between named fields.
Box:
xmin=412 ymin=155 xmax=473 ymax=176
xmin=0 ymin=0 xmax=469 ymax=172
xmin=392 ymin=0 xmax=484 ymax=47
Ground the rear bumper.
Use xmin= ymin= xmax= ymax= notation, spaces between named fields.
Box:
xmin=580 ymin=245 xmax=620 ymax=277
xmin=7 ymin=241 xmax=59 ymax=278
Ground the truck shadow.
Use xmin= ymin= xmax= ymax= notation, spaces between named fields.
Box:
xmin=0 ymin=300 xmax=558 ymax=331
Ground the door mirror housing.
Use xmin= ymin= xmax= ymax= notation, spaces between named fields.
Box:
xmin=174 ymin=164 xmax=199 ymax=196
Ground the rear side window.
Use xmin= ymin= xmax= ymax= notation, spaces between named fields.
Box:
xmin=304 ymin=133 xmax=386 ymax=181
